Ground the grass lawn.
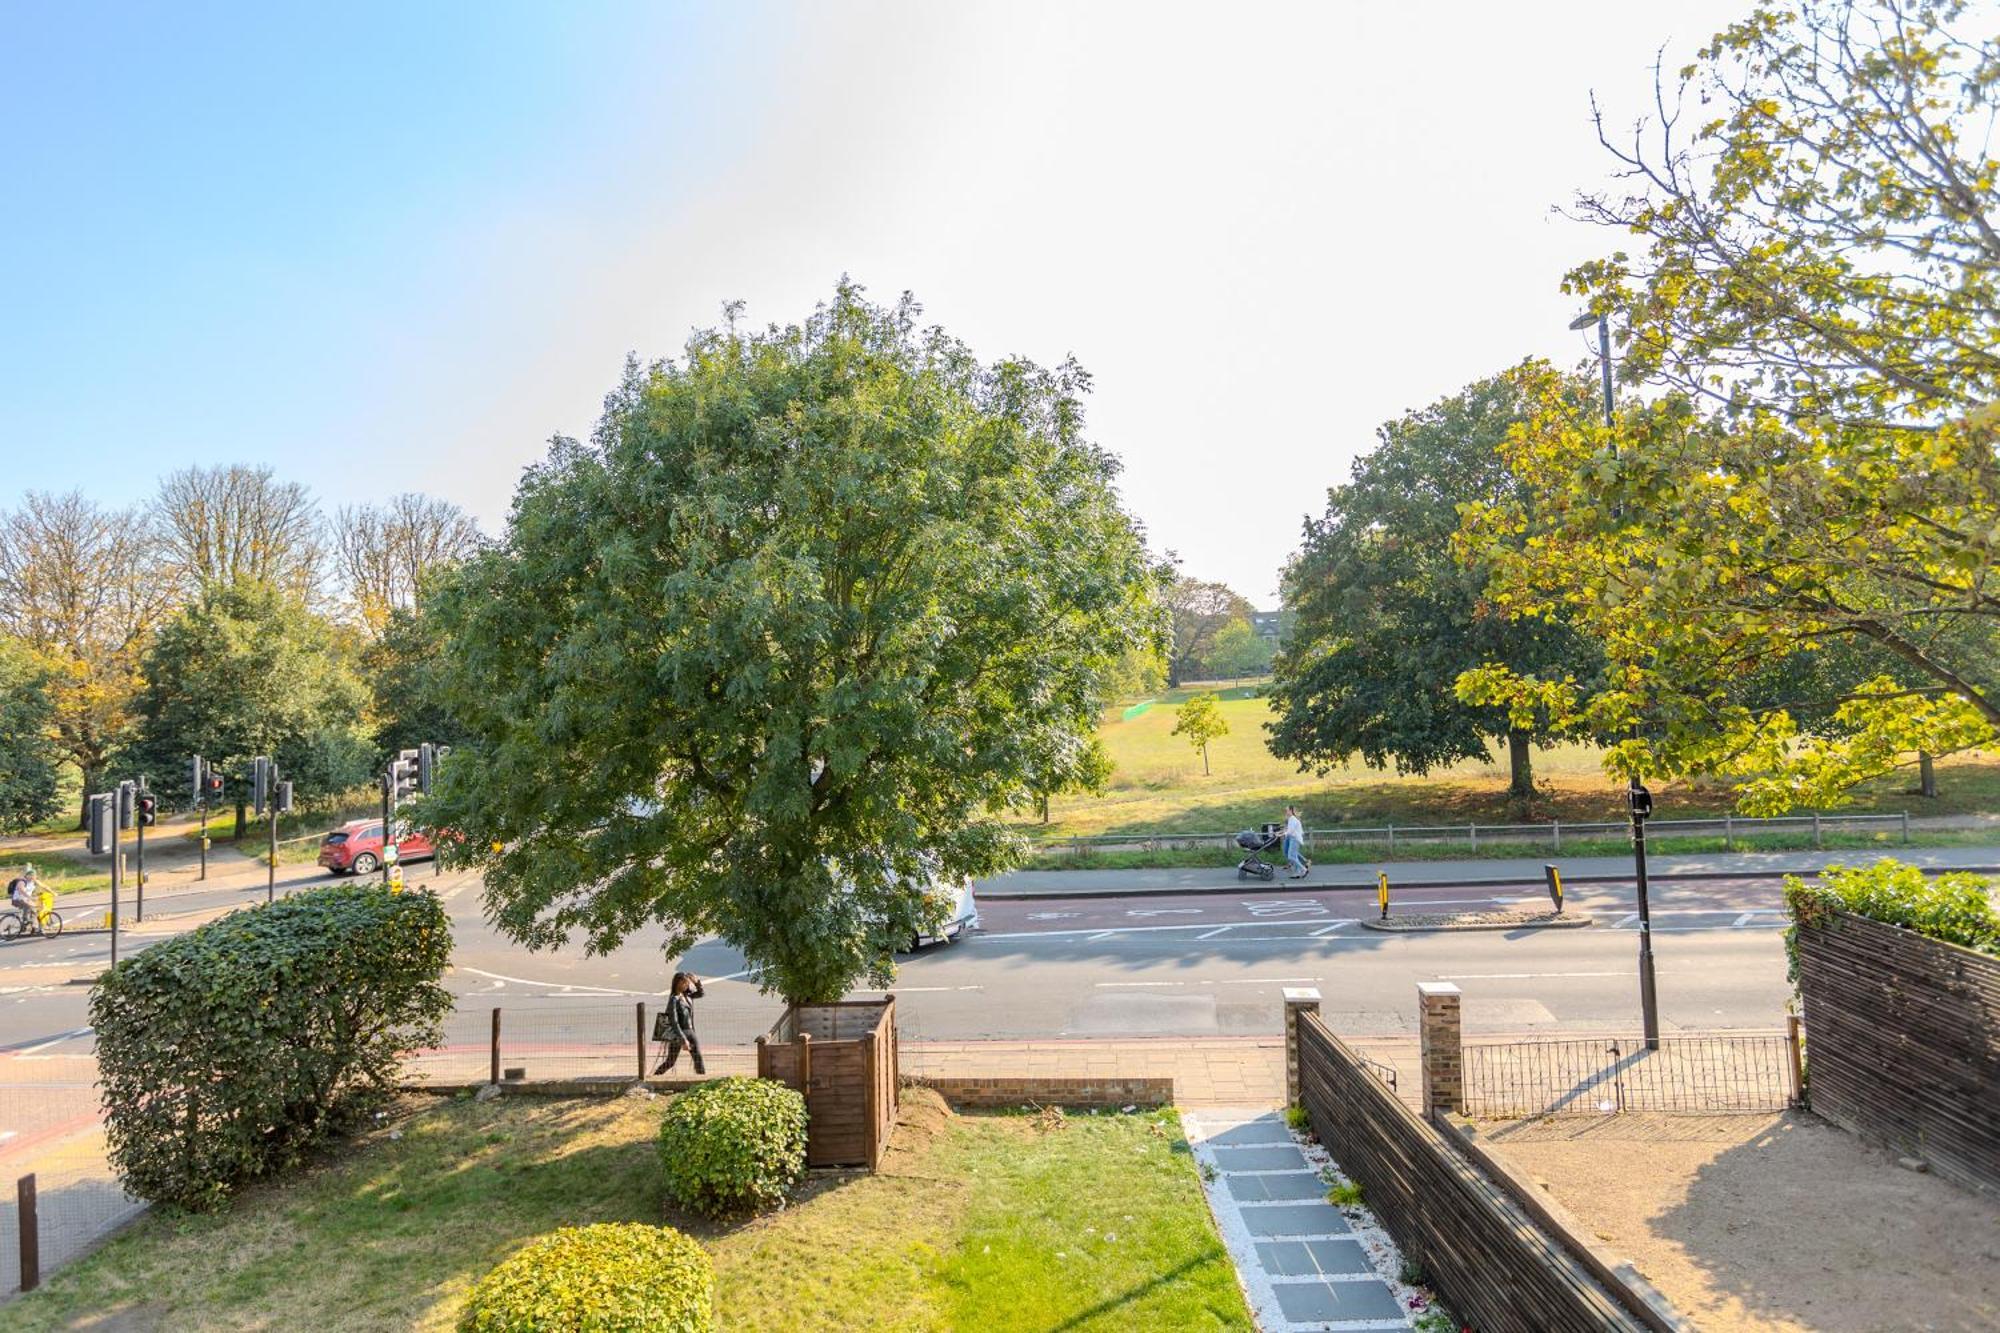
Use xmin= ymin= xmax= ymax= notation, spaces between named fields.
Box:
xmin=0 ymin=850 xmax=109 ymax=897
xmin=0 ymin=1092 xmax=1250 ymax=1333
xmin=1021 ymin=693 xmax=2000 ymax=838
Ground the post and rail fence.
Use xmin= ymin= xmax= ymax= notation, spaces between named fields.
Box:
xmin=1031 ymin=810 xmax=1915 ymax=858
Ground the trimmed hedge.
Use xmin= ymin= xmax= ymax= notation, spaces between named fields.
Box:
xmin=1785 ymin=858 xmax=2000 ymax=983
xmin=657 ymin=1076 xmax=807 ymax=1217
xmin=458 ymin=1223 xmax=715 ymax=1332
xmin=90 ymin=885 xmax=452 ymax=1210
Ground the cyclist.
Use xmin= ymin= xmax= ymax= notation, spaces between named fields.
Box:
xmin=8 ymin=865 xmax=44 ymax=927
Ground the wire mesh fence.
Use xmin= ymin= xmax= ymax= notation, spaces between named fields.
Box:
xmin=1461 ymin=1032 xmax=1798 ymax=1119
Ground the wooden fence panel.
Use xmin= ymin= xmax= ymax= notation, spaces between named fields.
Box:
xmin=1795 ymin=912 xmax=2000 ymax=1194
xmin=1296 ymin=1013 xmax=1646 ymax=1333
xmin=755 ymin=998 xmax=899 ymax=1170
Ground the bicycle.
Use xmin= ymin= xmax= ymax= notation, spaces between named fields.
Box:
xmin=0 ymin=892 xmax=63 ymax=941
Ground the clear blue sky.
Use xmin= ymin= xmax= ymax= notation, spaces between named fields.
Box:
xmin=2 ymin=2 xmax=1748 ymax=602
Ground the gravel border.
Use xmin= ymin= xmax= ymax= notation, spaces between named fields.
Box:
xmin=1360 ymin=910 xmax=1594 ymax=932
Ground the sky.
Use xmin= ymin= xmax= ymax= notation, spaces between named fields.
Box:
xmin=1 ymin=1 xmax=1752 ymax=605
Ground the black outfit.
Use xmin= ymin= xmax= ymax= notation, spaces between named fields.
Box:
xmin=655 ymin=980 xmax=705 ymax=1075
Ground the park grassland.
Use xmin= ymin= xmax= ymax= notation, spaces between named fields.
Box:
xmin=1023 ymin=687 xmax=2000 ymax=839
xmin=0 ymin=1092 xmax=1250 ymax=1333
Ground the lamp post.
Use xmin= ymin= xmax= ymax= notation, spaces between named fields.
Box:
xmin=1571 ymin=309 xmax=1661 ymax=1050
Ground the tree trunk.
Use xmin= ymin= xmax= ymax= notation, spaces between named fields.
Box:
xmin=1919 ymin=751 xmax=1938 ymax=799
xmin=234 ymin=801 xmax=248 ymax=840
xmin=1506 ymin=730 xmax=1534 ymax=799
xmin=1201 ymin=743 xmax=1210 ymax=776
xmin=75 ymin=771 xmax=100 ymax=831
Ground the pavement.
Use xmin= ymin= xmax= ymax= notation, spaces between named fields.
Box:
xmin=981 ymin=841 xmax=2000 ymax=896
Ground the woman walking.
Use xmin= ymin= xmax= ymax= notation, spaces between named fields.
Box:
xmin=653 ymin=971 xmax=706 ymax=1076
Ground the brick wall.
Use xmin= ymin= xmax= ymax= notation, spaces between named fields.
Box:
xmin=909 ymin=1076 xmax=1173 ymax=1109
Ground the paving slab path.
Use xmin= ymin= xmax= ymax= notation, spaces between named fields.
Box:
xmin=1183 ymin=1107 xmax=1415 ymax=1331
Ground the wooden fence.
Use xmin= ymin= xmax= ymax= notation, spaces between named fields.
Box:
xmin=1295 ymin=1011 xmax=1653 ymax=1332
xmin=1794 ymin=910 xmax=2000 ymax=1194
xmin=756 ymin=998 xmax=899 ymax=1170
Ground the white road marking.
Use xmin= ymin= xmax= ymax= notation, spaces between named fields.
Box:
xmin=1733 ymin=912 xmax=1758 ymax=928
xmin=1217 ymin=977 xmax=1318 ymax=985
xmin=15 ymin=1027 xmax=91 ymax=1056
xmin=456 ymin=966 xmax=632 ymax=995
xmin=1311 ymin=921 xmax=1355 ymax=936
xmin=1026 ymin=911 xmax=1080 ymax=921
xmin=706 ymin=966 xmax=763 ymax=983
xmin=1084 ymin=930 xmax=1118 ymax=941
xmin=1242 ymin=902 xmax=1327 ymax=917
xmin=1094 ymin=981 xmax=1185 ymax=988
xmin=1615 ymin=913 xmax=1639 ymax=929
xmin=1196 ymin=926 xmax=1234 ymax=940
xmin=1438 ymin=972 xmax=1630 ymax=980
xmin=1126 ymin=908 xmax=1204 ymax=918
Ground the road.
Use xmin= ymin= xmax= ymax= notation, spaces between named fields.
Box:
xmin=2 ymin=868 xmax=1795 ymax=1062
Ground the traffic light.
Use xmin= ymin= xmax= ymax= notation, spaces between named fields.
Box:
xmin=116 ymin=781 xmax=135 ymax=831
xmin=204 ymin=769 xmax=225 ymax=802
xmin=276 ymin=781 xmax=294 ymax=815
xmin=137 ymin=793 xmax=158 ymax=828
xmin=251 ymin=757 xmax=271 ymax=816
xmin=87 ymin=794 xmax=115 ymax=855
xmin=390 ymin=749 xmax=421 ymax=801
xmin=418 ymin=742 xmax=435 ymax=796
xmin=191 ymin=755 xmax=205 ymax=804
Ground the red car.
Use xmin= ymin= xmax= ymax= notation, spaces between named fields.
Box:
xmin=318 ymin=819 xmax=435 ymax=877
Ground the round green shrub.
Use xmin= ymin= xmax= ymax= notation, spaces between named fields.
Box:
xmin=458 ymin=1223 xmax=714 ymax=1332
xmin=657 ymin=1075 xmax=808 ymax=1216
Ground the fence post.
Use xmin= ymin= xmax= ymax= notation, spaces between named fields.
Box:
xmin=1552 ymin=818 xmax=1560 ymax=853
xmin=1282 ymin=988 xmax=1321 ymax=1108
xmin=1468 ymin=823 xmax=1477 ymax=852
xmin=1901 ymin=810 xmax=1910 ymax=845
xmin=490 ymin=1007 xmax=501 ymax=1086
xmin=1417 ymin=982 xmax=1463 ymax=1118
xmin=1813 ymin=812 xmax=1822 ymax=849
xmin=1386 ymin=823 xmax=1395 ymax=852
xmin=1786 ymin=1014 xmax=1806 ymax=1108
xmin=636 ymin=1002 xmax=647 ymax=1082
xmin=17 ymin=1173 xmax=37 ymax=1293
xmin=1724 ymin=813 xmax=1733 ymax=850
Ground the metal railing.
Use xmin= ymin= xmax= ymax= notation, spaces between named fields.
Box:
xmin=1461 ymin=1032 xmax=1798 ymax=1118
xmin=1030 ymin=810 xmax=1914 ymax=856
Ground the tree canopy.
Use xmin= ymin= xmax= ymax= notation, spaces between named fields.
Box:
xmin=422 ymin=286 xmax=1159 ymax=1003
xmin=127 ymin=579 xmax=373 ymax=812
xmin=1270 ymin=371 xmax=1603 ymax=799
xmin=1171 ymin=693 xmax=1229 ymax=775
xmin=1460 ymin=1 xmax=2000 ymax=812
xmin=0 ymin=640 xmax=64 ymax=833
xmin=1163 ymin=574 xmax=1254 ymax=687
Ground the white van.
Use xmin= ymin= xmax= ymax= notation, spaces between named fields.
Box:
xmin=903 ymin=877 xmax=980 ymax=952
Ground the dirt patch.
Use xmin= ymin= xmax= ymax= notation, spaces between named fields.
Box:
xmin=883 ymin=1084 xmax=956 ymax=1164
xmin=1484 ymin=1111 xmax=2000 ymax=1331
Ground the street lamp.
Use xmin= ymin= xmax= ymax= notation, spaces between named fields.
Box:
xmin=1572 ymin=308 xmax=1661 ymax=1050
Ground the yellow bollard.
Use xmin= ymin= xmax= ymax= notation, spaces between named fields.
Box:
xmin=1377 ymin=871 xmax=1390 ymax=921
xmin=1544 ymin=864 xmax=1564 ymax=915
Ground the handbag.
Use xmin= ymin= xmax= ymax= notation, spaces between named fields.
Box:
xmin=651 ymin=1008 xmax=673 ymax=1043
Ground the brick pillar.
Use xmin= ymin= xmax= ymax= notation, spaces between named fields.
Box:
xmin=1283 ymin=987 xmax=1321 ymax=1107
xmin=1417 ymin=981 xmax=1462 ymax=1117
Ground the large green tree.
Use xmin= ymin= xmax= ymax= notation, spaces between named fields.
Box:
xmin=1271 ymin=371 xmax=1603 ymax=800
xmin=127 ymin=580 xmax=373 ymax=828
xmin=0 ymin=639 xmax=64 ymax=833
xmin=1163 ymin=573 xmax=1254 ymax=688
xmin=360 ymin=604 xmax=469 ymax=761
xmin=422 ymin=286 xmax=1159 ymax=1003
xmin=1459 ymin=1 xmax=2000 ymax=811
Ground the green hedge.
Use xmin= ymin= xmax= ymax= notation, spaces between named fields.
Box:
xmin=90 ymin=886 xmax=452 ymax=1210
xmin=657 ymin=1076 xmax=807 ymax=1217
xmin=1784 ymin=858 xmax=2000 ymax=984
xmin=458 ymin=1223 xmax=715 ymax=1332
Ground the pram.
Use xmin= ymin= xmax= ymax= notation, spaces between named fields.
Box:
xmin=1235 ymin=825 xmax=1282 ymax=881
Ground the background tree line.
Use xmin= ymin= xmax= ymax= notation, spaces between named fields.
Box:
xmin=0 ymin=464 xmax=482 ymax=833
xmin=1274 ymin=0 xmax=1994 ymax=816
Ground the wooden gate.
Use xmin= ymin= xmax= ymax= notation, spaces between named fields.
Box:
xmin=755 ymin=996 xmax=899 ymax=1169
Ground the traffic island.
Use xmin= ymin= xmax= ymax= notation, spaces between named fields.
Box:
xmin=1361 ymin=909 xmax=1593 ymax=931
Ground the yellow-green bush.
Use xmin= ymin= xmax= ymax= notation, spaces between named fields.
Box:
xmin=458 ymin=1223 xmax=713 ymax=1332
xmin=657 ymin=1075 xmax=807 ymax=1217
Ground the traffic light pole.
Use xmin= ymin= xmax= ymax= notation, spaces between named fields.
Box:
xmin=381 ymin=770 xmax=394 ymax=887
xmin=1630 ymin=776 xmax=1660 ymax=1051
xmin=198 ymin=798 xmax=208 ymax=881
xmin=135 ymin=777 xmax=146 ymax=924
